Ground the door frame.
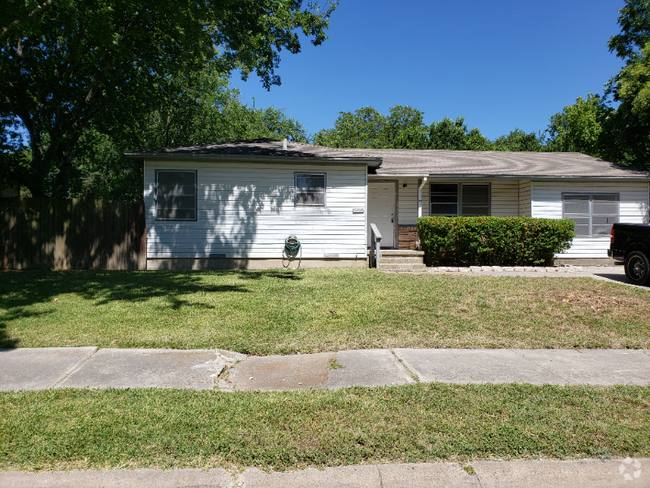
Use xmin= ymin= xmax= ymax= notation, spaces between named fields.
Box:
xmin=367 ymin=180 xmax=398 ymax=248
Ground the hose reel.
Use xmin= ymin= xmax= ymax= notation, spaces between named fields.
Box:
xmin=282 ymin=234 xmax=302 ymax=269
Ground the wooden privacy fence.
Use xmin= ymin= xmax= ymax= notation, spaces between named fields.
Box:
xmin=1 ymin=198 xmax=146 ymax=270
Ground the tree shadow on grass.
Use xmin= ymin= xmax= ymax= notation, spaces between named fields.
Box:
xmin=0 ymin=269 xmax=307 ymax=347
xmin=0 ymin=269 xmax=305 ymax=317
xmin=0 ymin=322 xmax=20 ymax=348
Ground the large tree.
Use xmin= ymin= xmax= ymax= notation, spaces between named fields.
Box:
xmin=602 ymin=0 xmax=650 ymax=166
xmin=0 ymin=0 xmax=336 ymax=197
xmin=545 ymin=94 xmax=608 ymax=156
xmin=69 ymin=70 xmax=309 ymax=201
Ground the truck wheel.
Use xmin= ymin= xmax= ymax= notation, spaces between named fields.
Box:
xmin=624 ymin=251 xmax=650 ymax=285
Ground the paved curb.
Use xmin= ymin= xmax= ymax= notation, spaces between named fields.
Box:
xmin=2 ymin=458 xmax=648 ymax=487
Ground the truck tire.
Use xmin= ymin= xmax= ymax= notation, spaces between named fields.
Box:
xmin=624 ymin=251 xmax=650 ymax=285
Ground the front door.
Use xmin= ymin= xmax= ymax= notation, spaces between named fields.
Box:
xmin=368 ymin=182 xmax=396 ymax=248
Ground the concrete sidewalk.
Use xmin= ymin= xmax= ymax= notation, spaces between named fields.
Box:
xmin=2 ymin=458 xmax=648 ymax=487
xmin=1 ymin=347 xmax=648 ymax=391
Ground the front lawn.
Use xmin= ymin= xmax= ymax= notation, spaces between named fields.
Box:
xmin=1 ymin=384 xmax=647 ymax=471
xmin=1 ymin=269 xmax=649 ymax=353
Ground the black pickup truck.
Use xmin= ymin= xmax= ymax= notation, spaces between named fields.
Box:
xmin=609 ymin=223 xmax=650 ymax=285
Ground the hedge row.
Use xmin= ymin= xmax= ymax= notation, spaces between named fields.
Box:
xmin=417 ymin=217 xmax=575 ymax=266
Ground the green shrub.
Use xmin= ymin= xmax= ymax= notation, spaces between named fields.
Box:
xmin=417 ymin=217 xmax=575 ymax=266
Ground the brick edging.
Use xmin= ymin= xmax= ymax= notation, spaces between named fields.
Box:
xmin=428 ymin=266 xmax=584 ymax=273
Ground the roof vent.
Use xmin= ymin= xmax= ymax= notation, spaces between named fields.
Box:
xmin=282 ymin=138 xmax=288 ymax=150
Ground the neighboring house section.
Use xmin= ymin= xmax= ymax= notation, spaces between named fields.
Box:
xmin=127 ymin=139 xmax=650 ymax=269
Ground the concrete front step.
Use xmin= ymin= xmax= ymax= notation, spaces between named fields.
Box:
xmin=368 ymin=249 xmax=425 ymax=271
xmin=381 ymin=256 xmax=424 ymax=264
xmin=380 ymin=250 xmax=424 ymax=257
xmin=380 ymin=263 xmax=427 ymax=273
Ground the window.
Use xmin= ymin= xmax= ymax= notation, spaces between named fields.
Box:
xmin=563 ymin=193 xmax=619 ymax=237
xmin=295 ymin=173 xmax=326 ymax=206
xmin=430 ymin=183 xmax=490 ymax=216
xmin=156 ymin=170 xmax=197 ymax=220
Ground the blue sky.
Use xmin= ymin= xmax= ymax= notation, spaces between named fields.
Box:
xmin=230 ymin=0 xmax=627 ymax=141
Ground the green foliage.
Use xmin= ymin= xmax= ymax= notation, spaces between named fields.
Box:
xmin=417 ymin=217 xmax=575 ymax=266
xmin=429 ymin=117 xmax=479 ymax=149
xmin=0 ymin=0 xmax=335 ymax=197
xmin=607 ymin=0 xmax=650 ymax=61
xmin=315 ymin=109 xmax=495 ymax=150
xmin=313 ymin=107 xmax=387 ymax=148
xmin=492 ymin=129 xmax=545 ymax=152
xmin=602 ymin=0 xmax=650 ymax=168
xmin=43 ymin=66 xmax=309 ymax=201
xmin=603 ymin=41 xmax=650 ymax=166
xmin=546 ymin=94 xmax=608 ymax=156
xmin=542 ymin=2 xmax=650 ymax=169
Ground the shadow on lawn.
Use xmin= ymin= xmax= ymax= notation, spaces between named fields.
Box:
xmin=0 ymin=269 xmax=304 ymax=341
xmin=0 ymin=322 xmax=19 ymax=348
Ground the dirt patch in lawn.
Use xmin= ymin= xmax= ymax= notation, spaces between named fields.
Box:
xmin=525 ymin=291 xmax=646 ymax=314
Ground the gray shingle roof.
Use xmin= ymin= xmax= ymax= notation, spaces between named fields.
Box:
xmin=127 ymin=139 xmax=649 ymax=179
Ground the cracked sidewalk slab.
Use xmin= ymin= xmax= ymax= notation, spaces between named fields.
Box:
xmin=227 ymin=352 xmax=336 ymax=391
xmin=225 ymin=349 xmax=415 ymax=392
xmin=56 ymin=348 xmax=227 ymax=390
xmin=0 ymin=347 xmax=97 ymax=391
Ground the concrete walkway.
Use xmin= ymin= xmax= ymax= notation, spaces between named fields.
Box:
xmin=1 ymin=347 xmax=648 ymax=391
xmin=427 ymin=265 xmax=648 ymax=287
xmin=2 ymin=458 xmax=648 ymax=487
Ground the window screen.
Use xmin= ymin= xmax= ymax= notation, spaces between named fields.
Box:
xmin=295 ymin=173 xmax=326 ymax=206
xmin=430 ymin=183 xmax=490 ymax=216
xmin=156 ymin=170 xmax=197 ymax=220
xmin=563 ymin=193 xmax=618 ymax=237
xmin=430 ymin=184 xmax=458 ymax=216
xmin=461 ymin=185 xmax=490 ymax=216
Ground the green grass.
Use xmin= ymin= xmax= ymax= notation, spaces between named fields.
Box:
xmin=1 ymin=269 xmax=649 ymax=353
xmin=1 ymin=384 xmax=648 ymax=471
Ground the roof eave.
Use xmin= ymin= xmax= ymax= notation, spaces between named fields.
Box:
xmin=372 ymin=173 xmax=650 ymax=181
xmin=126 ymin=152 xmax=382 ymax=168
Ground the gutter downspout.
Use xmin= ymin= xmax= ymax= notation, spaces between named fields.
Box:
xmin=417 ymin=177 xmax=428 ymax=249
xmin=417 ymin=177 xmax=428 ymax=219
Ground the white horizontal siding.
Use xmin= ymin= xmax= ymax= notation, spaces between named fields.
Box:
xmin=397 ymin=179 xmax=419 ymax=225
xmin=518 ymin=180 xmax=532 ymax=217
xmin=490 ymin=180 xmax=519 ymax=216
xmin=144 ymin=161 xmax=368 ymax=259
xmin=532 ymin=181 xmax=650 ymax=257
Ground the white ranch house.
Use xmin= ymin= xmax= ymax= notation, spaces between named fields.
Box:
xmin=126 ymin=139 xmax=650 ymax=270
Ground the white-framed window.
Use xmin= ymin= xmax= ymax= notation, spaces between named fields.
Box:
xmin=155 ymin=170 xmax=197 ymax=221
xmin=430 ymin=183 xmax=490 ymax=216
xmin=295 ymin=173 xmax=326 ymax=206
xmin=562 ymin=193 xmax=619 ymax=237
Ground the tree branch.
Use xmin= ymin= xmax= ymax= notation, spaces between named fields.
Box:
xmin=0 ymin=0 xmax=58 ymax=41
